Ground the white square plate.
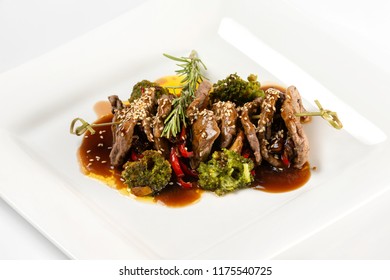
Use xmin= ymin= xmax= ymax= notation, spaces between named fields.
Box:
xmin=1 ymin=0 xmax=389 ymax=259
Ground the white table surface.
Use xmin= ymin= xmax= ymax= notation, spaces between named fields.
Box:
xmin=1 ymin=0 xmax=390 ymax=260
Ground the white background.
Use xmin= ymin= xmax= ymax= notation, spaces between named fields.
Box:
xmin=1 ymin=0 xmax=390 ymax=259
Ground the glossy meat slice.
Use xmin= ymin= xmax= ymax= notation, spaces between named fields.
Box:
xmin=287 ymin=85 xmax=312 ymax=124
xmin=108 ymin=95 xmax=124 ymax=144
xmin=240 ymin=98 xmax=262 ymax=164
xmin=190 ymin=109 xmax=220 ymax=169
xmin=186 ymin=80 xmax=212 ymax=123
xmin=153 ymin=94 xmax=174 ymax=158
xmin=258 ymin=87 xmax=310 ymax=169
xmin=281 ymin=86 xmax=310 ymax=168
xmin=212 ymin=101 xmax=238 ymax=148
xmin=108 ymin=95 xmax=137 ymax=167
xmin=229 ymin=129 xmax=245 ymax=154
xmin=257 ymin=88 xmax=284 ymax=167
xmin=108 ymin=88 xmax=156 ymax=167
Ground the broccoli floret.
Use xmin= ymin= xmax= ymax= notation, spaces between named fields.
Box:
xmin=121 ymin=150 xmax=172 ymax=196
xmin=211 ymin=73 xmax=264 ymax=105
xmin=197 ymin=149 xmax=255 ymax=195
xmin=129 ymin=80 xmax=168 ymax=102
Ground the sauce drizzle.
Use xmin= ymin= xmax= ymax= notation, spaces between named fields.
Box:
xmin=78 ymin=114 xmax=201 ymax=207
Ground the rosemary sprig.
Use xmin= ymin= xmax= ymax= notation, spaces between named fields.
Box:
xmin=161 ymin=50 xmax=207 ymax=138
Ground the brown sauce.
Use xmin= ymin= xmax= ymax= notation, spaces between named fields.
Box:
xmin=252 ymin=163 xmax=311 ymax=193
xmin=78 ymin=114 xmax=201 ymax=207
xmin=156 ymin=183 xmax=202 ymax=207
xmin=78 ymin=81 xmax=311 ymax=207
xmin=78 ymin=114 xmax=126 ymax=188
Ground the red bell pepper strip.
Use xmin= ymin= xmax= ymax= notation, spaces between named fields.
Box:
xmin=281 ymin=153 xmax=291 ymax=168
xmin=170 ymin=147 xmax=184 ymax=177
xmin=178 ymin=144 xmax=193 ymax=158
xmin=131 ymin=150 xmax=143 ymax=161
xmin=178 ymin=127 xmax=193 ymax=158
xmin=242 ymin=149 xmax=251 ymax=159
xmin=170 ymin=147 xmax=194 ymax=188
xmin=179 ymin=159 xmax=198 ymax=178
xmin=177 ymin=177 xmax=193 ymax=189
xmin=180 ymin=126 xmax=187 ymax=141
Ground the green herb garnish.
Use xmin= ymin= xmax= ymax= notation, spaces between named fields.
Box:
xmin=161 ymin=50 xmax=207 ymax=138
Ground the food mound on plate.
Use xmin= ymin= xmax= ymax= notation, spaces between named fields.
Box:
xmin=71 ymin=51 xmax=341 ymax=206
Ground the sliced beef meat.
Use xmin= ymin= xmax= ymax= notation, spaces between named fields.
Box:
xmin=139 ymin=88 xmax=157 ymax=143
xmin=108 ymin=95 xmax=124 ymax=144
xmin=212 ymin=101 xmax=238 ymax=148
xmin=240 ymin=98 xmax=262 ymax=164
xmin=281 ymin=86 xmax=310 ymax=168
xmin=286 ymin=86 xmax=312 ymax=124
xmin=108 ymin=95 xmax=124 ymax=112
xmin=109 ymin=110 xmax=137 ymax=168
xmin=186 ymin=80 xmax=212 ymax=123
xmin=257 ymin=88 xmax=284 ymax=168
xmin=108 ymin=88 xmax=156 ymax=167
xmin=258 ymin=87 xmax=309 ymax=169
xmin=229 ymin=129 xmax=245 ymax=154
xmin=153 ymin=94 xmax=174 ymax=158
xmin=190 ymin=109 xmax=220 ymax=169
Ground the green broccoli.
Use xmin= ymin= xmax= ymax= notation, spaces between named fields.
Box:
xmin=129 ymin=80 xmax=168 ymax=102
xmin=197 ymin=149 xmax=255 ymax=195
xmin=121 ymin=150 xmax=172 ymax=196
xmin=211 ymin=73 xmax=264 ymax=105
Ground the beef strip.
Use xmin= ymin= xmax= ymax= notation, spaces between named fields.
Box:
xmin=240 ymin=98 xmax=262 ymax=164
xmin=281 ymin=86 xmax=310 ymax=168
xmin=153 ymin=94 xmax=174 ymax=158
xmin=286 ymin=86 xmax=312 ymax=124
xmin=109 ymin=108 xmax=137 ymax=168
xmin=139 ymin=88 xmax=157 ymax=143
xmin=229 ymin=129 xmax=245 ymax=154
xmin=257 ymin=88 xmax=284 ymax=167
xmin=186 ymin=80 xmax=212 ymax=123
xmin=258 ymin=87 xmax=309 ymax=169
xmin=108 ymin=88 xmax=156 ymax=167
xmin=108 ymin=95 xmax=124 ymax=144
xmin=212 ymin=101 xmax=238 ymax=148
xmin=190 ymin=109 xmax=220 ymax=169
